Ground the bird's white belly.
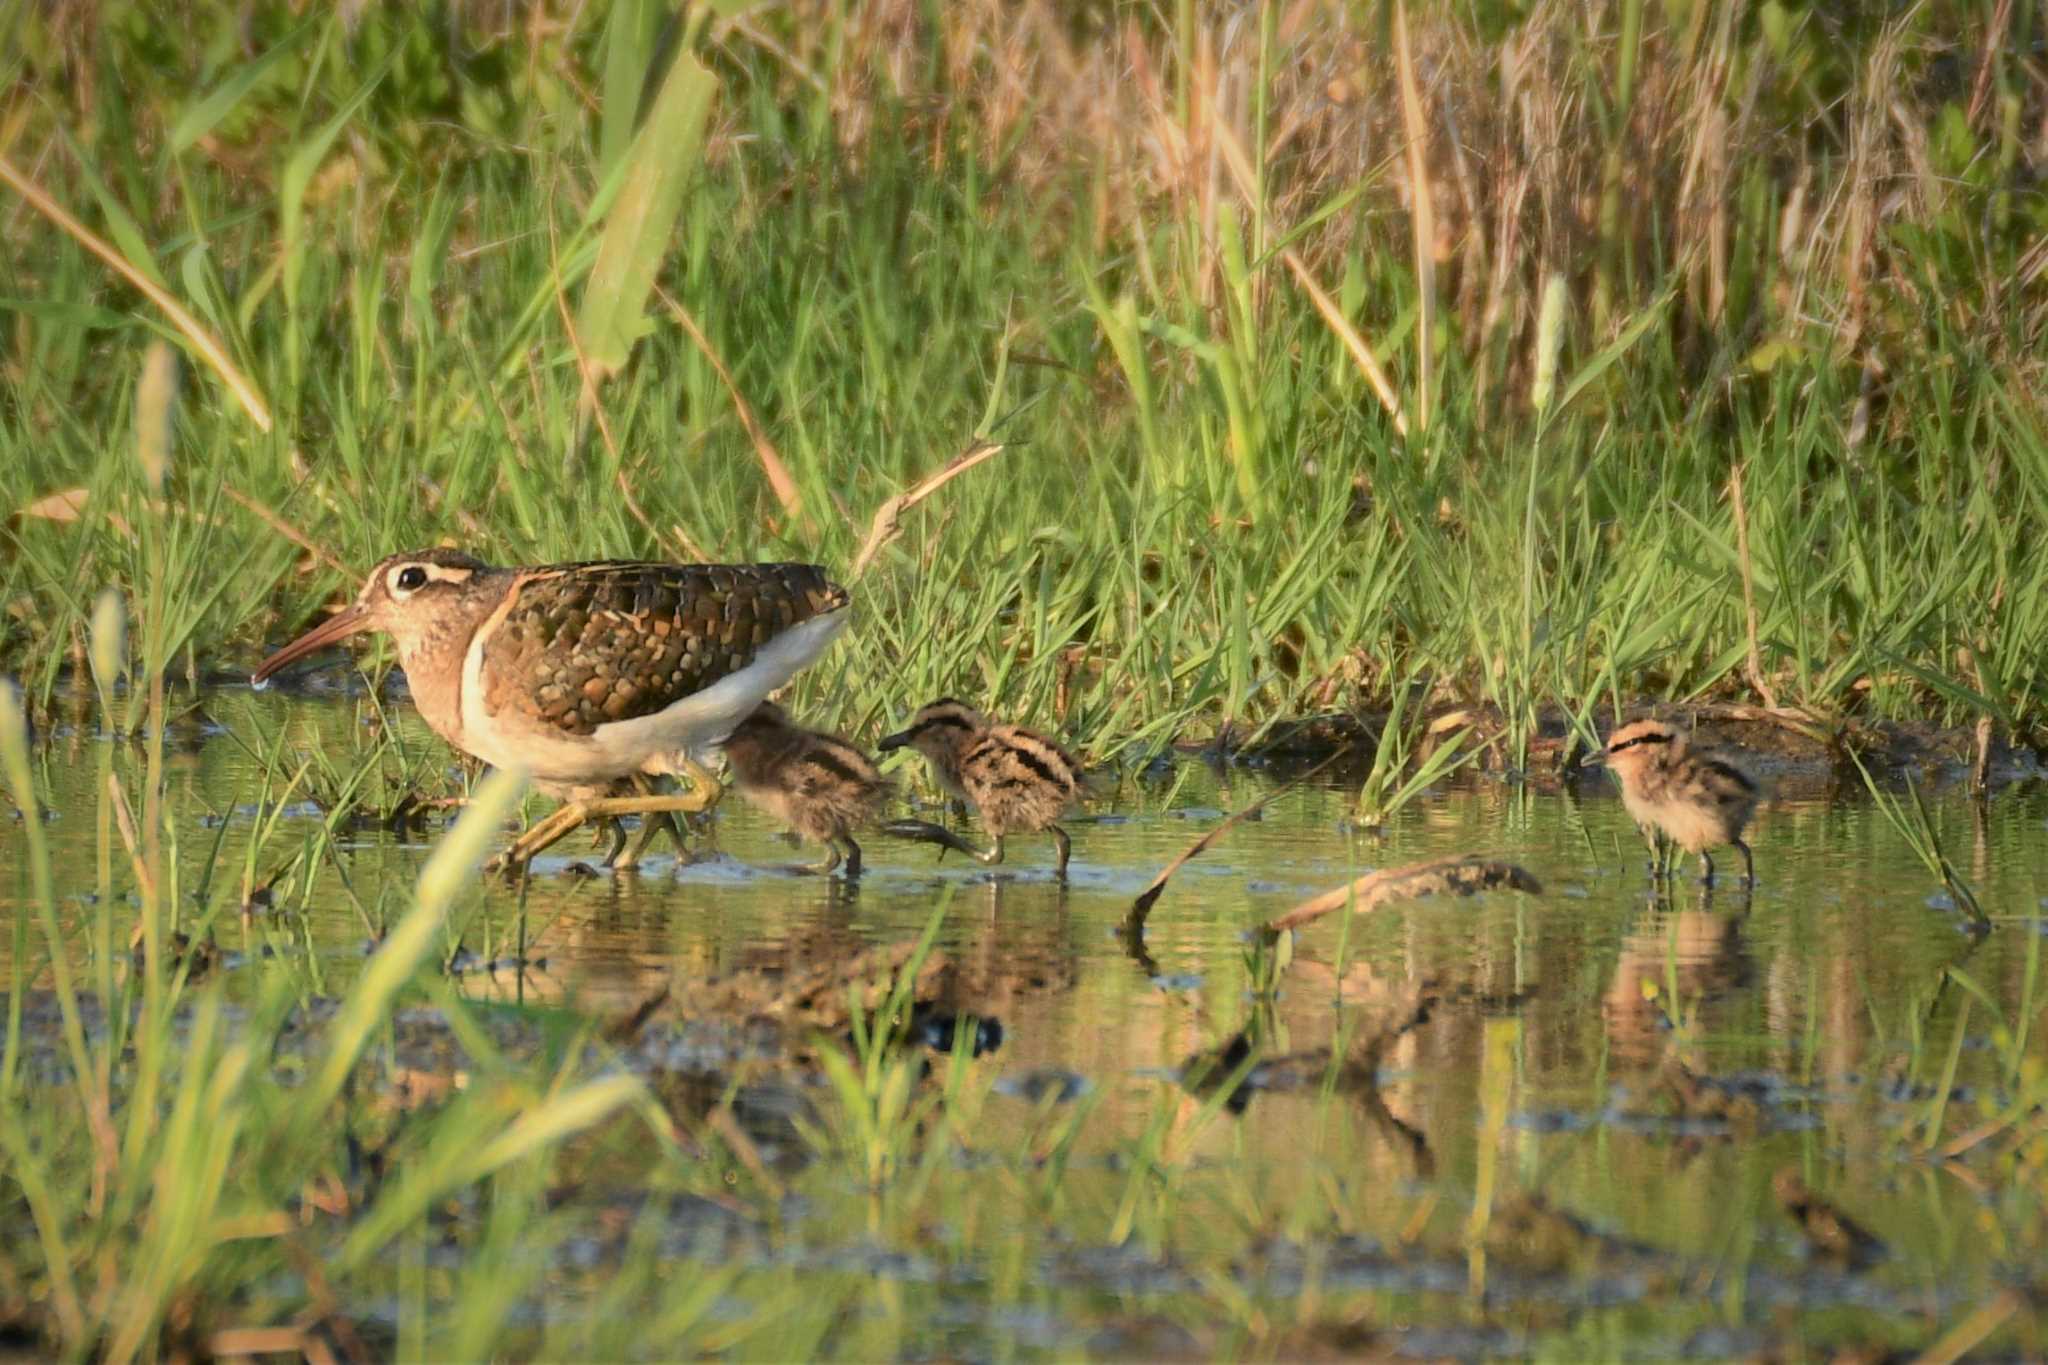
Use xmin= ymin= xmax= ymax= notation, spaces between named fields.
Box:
xmin=456 ymin=609 xmax=849 ymax=786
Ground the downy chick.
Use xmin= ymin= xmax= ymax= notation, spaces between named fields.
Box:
xmin=877 ymin=698 xmax=1082 ymax=877
xmin=1583 ymin=719 xmax=1759 ymax=884
xmin=721 ymin=703 xmax=890 ymax=877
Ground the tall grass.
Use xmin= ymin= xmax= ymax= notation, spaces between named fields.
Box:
xmin=2 ymin=0 xmax=2043 ymax=765
xmin=0 ymin=649 xmax=651 ymax=1355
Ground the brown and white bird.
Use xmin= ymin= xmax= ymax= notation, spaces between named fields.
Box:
xmin=251 ymin=548 xmax=850 ymax=870
xmin=1582 ymin=719 xmax=1759 ymax=884
xmin=720 ymin=702 xmax=890 ymax=877
xmin=877 ymin=698 xmax=1082 ymax=877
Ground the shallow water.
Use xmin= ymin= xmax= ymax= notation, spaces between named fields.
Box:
xmin=8 ymin=684 xmax=2048 ymax=1357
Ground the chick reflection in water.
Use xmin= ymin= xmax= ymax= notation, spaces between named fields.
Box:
xmin=1602 ymin=896 xmax=1754 ymax=1067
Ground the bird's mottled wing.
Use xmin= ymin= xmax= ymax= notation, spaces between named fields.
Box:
xmin=481 ymin=562 xmax=848 ymax=735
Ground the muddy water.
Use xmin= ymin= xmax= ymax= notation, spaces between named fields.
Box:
xmin=8 ymin=686 xmax=2048 ymax=1356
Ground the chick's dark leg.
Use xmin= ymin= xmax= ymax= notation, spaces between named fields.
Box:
xmin=973 ymin=835 xmax=1006 ymax=866
xmin=1050 ymin=825 xmax=1072 ymax=878
xmin=878 ymin=819 xmax=991 ymax=865
xmin=1698 ymin=848 xmax=1717 ymax=886
xmin=1734 ymin=839 xmax=1754 ymax=885
xmin=1639 ymin=825 xmax=1667 ymax=880
xmin=841 ymin=836 xmax=863 ymax=879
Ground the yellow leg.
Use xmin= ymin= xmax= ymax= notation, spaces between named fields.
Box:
xmin=619 ymin=811 xmax=681 ymax=866
xmin=614 ymin=774 xmax=694 ymax=867
xmin=497 ymin=760 xmax=724 ymax=873
xmin=791 ymin=841 xmax=844 ymax=876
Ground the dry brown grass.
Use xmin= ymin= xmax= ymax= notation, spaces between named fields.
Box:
xmin=740 ymin=0 xmax=2042 ymax=419
xmin=9 ymin=2 xmax=2037 ymax=427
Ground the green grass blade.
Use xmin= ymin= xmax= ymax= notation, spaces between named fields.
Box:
xmin=576 ymin=46 xmax=716 ymax=380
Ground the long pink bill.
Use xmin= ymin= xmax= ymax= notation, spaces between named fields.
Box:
xmin=250 ymin=603 xmax=370 ymax=687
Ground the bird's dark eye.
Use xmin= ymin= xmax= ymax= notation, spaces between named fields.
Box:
xmin=396 ymin=566 xmax=428 ymax=592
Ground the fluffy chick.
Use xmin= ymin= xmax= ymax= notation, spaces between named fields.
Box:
xmin=721 ymin=703 xmax=890 ymax=876
xmin=877 ymin=698 xmax=1082 ymax=876
xmin=1584 ymin=719 xmax=1759 ymax=884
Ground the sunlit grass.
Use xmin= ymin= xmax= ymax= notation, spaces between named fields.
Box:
xmin=2 ymin=2 xmax=2043 ymax=766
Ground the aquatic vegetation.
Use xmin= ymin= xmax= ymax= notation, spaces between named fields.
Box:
xmin=4 ymin=681 xmax=2048 ymax=1356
